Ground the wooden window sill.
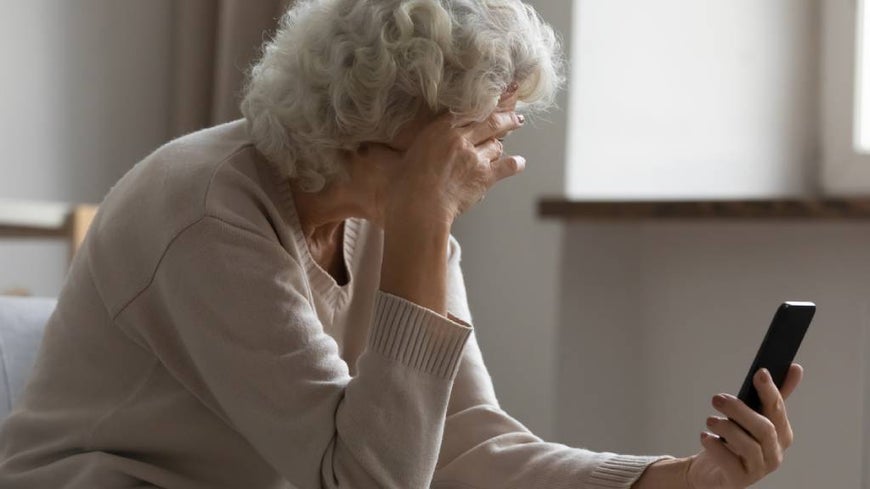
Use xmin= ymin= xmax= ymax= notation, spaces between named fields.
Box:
xmin=538 ymin=197 xmax=870 ymax=220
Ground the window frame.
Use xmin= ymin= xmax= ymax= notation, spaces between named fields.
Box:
xmin=856 ymin=0 xmax=870 ymax=152
xmin=822 ymin=0 xmax=870 ymax=194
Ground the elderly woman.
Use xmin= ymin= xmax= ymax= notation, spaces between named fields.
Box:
xmin=0 ymin=0 xmax=802 ymax=488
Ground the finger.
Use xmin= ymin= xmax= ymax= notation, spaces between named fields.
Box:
xmin=700 ymin=432 xmax=747 ymax=482
xmin=499 ymin=82 xmax=520 ymax=103
xmin=476 ymin=138 xmax=504 ymax=163
xmin=713 ymin=394 xmax=781 ymax=469
xmin=463 ymin=111 xmax=523 ymax=145
xmin=487 ymin=155 xmax=526 ymax=184
xmin=780 ymin=363 xmax=804 ymax=400
xmin=754 ymin=368 xmax=794 ymax=448
xmin=706 ymin=417 xmax=766 ymax=475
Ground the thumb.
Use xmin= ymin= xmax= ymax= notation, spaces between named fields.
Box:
xmin=490 ymin=155 xmax=526 ymax=183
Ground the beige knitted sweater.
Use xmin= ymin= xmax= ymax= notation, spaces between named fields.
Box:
xmin=0 ymin=120 xmax=665 ymax=488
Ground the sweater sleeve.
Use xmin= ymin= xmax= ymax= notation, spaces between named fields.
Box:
xmin=115 ymin=216 xmax=471 ymax=489
xmin=432 ymin=237 xmax=670 ymax=489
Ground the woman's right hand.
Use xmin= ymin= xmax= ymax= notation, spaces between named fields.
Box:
xmin=371 ymin=108 xmax=524 ymax=314
xmin=382 ymin=110 xmax=526 ymax=227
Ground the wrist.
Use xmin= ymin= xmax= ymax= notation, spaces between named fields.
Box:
xmin=633 ymin=457 xmax=693 ymax=489
xmin=384 ymin=190 xmax=456 ymax=230
xmin=380 ymin=216 xmax=451 ymax=315
xmin=384 ymin=210 xmax=452 ymax=237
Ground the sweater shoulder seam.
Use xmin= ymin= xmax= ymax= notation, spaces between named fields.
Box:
xmin=108 ymin=145 xmax=260 ymax=320
xmin=110 ymin=216 xmax=209 ymax=321
xmin=200 ymin=143 xmax=256 ymax=212
xmin=110 ymin=215 xmax=296 ymax=322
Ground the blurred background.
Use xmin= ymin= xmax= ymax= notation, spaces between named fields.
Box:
xmin=2 ymin=1 xmax=869 ymax=487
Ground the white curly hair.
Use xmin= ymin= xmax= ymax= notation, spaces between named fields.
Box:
xmin=241 ymin=0 xmax=564 ymax=192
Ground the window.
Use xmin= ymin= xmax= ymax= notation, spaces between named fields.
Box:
xmin=855 ymin=0 xmax=870 ymax=153
xmin=857 ymin=0 xmax=870 ymax=153
xmin=565 ymin=1 xmax=819 ymax=199
xmin=822 ymin=0 xmax=870 ymax=193
xmin=566 ymin=1 xmax=870 ymax=197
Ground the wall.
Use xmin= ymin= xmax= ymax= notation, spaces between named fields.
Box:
xmin=554 ymin=1 xmax=866 ymax=487
xmin=557 ymin=223 xmax=869 ymax=488
xmin=0 ymin=0 xmax=173 ymax=296
xmin=459 ymin=0 xmax=826 ymax=444
xmin=451 ymin=0 xmax=572 ymax=438
xmin=567 ymin=0 xmax=821 ymax=199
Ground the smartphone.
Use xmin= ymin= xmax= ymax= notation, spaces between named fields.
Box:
xmin=737 ymin=302 xmax=815 ymax=413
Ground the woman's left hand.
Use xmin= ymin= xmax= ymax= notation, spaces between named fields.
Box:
xmin=686 ymin=363 xmax=803 ymax=489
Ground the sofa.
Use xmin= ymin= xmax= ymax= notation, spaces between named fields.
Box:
xmin=0 ymin=297 xmax=55 ymax=421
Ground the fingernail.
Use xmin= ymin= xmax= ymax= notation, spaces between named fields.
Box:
xmin=517 ymin=114 xmax=526 ymax=125
xmin=705 ymin=417 xmax=716 ymax=427
xmin=713 ymin=394 xmax=727 ymax=408
xmin=514 ymin=156 xmax=526 ymax=172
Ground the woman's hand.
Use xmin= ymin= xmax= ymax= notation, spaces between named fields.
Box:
xmin=357 ymin=103 xmax=524 ymax=314
xmin=685 ymin=363 xmax=804 ymax=489
xmin=371 ymin=110 xmax=526 ymax=228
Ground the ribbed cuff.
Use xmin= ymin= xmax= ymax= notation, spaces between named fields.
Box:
xmin=369 ymin=291 xmax=472 ymax=379
xmin=586 ymin=455 xmax=674 ymax=488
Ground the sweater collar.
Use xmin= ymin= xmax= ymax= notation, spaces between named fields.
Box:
xmin=253 ymin=136 xmax=360 ymax=309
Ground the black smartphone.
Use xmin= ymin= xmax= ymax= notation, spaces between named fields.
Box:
xmin=737 ymin=302 xmax=815 ymax=413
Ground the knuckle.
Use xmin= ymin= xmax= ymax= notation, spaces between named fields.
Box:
xmin=753 ymin=441 xmax=765 ymax=458
xmin=771 ymin=397 xmax=785 ymax=413
xmin=746 ymin=444 xmax=764 ymax=467
xmin=761 ymin=420 xmax=778 ymax=444
xmin=783 ymin=427 xmax=794 ymax=448
xmin=448 ymin=135 xmax=465 ymax=152
xmin=771 ymin=450 xmax=784 ymax=470
xmin=753 ymin=453 xmax=767 ymax=476
xmin=745 ymin=461 xmax=762 ymax=480
xmin=451 ymin=139 xmax=475 ymax=162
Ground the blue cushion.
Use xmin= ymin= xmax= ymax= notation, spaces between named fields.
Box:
xmin=0 ymin=297 xmax=55 ymax=420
